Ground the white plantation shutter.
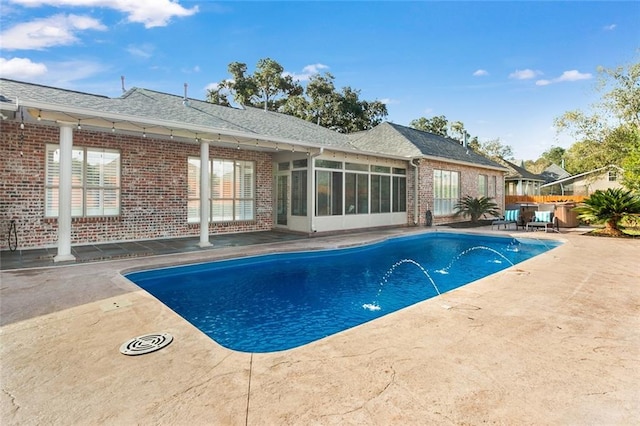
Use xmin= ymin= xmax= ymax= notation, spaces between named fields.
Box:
xmin=45 ymin=144 xmax=120 ymax=217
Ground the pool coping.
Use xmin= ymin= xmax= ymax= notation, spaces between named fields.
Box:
xmin=1 ymin=227 xmax=639 ymax=424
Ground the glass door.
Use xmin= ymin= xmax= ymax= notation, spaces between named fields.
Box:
xmin=276 ymin=175 xmax=288 ymax=226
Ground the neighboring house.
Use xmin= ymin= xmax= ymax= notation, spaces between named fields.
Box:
xmin=540 ymin=163 xmax=571 ymax=185
xmin=500 ymin=159 xmax=545 ymax=196
xmin=540 ymin=165 xmax=624 ymax=196
xmin=0 ymin=78 xmax=506 ymax=258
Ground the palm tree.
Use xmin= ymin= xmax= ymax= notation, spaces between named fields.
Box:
xmin=573 ymin=188 xmax=640 ymax=236
xmin=453 ymin=195 xmax=500 ymax=223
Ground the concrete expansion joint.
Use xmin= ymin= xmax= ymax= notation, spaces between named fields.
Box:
xmin=2 ymin=388 xmax=20 ymax=411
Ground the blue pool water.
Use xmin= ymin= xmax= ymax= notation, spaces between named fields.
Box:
xmin=125 ymin=232 xmax=560 ymax=353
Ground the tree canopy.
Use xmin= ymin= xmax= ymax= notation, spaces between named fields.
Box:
xmin=207 ymin=58 xmax=387 ymax=133
xmin=409 ymin=115 xmax=450 ymax=136
xmin=554 ymin=58 xmax=640 ymax=190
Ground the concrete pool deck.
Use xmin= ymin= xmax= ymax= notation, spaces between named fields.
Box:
xmin=1 ymin=227 xmax=638 ymax=425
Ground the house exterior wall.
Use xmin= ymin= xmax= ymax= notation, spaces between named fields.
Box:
xmin=0 ymin=121 xmax=273 ymax=250
xmin=416 ymin=159 xmax=505 ymax=225
xmin=567 ymin=173 xmax=623 ymax=195
xmin=585 ymin=173 xmax=624 ymax=193
xmin=542 ymin=170 xmax=623 ymax=196
xmin=1 ymin=119 xmax=506 ymax=250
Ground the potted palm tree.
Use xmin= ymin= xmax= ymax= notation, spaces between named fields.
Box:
xmin=573 ymin=188 xmax=640 ymax=237
xmin=453 ymin=195 xmax=500 ymax=224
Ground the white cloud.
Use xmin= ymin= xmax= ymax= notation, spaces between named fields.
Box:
xmin=556 ymin=70 xmax=592 ymax=82
xmin=0 ymin=57 xmax=48 ymax=78
xmin=535 ymin=70 xmax=592 ymax=86
xmin=301 ymin=63 xmax=329 ymax=74
xmin=603 ymin=23 xmax=617 ymax=31
xmin=0 ymin=13 xmax=107 ymax=50
xmin=285 ymin=63 xmax=330 ymax=82
xmin=0 ymin=57 xmax=106 ymax=85
xmin=126 ymin=43 xmax=154 ymax=59
xmin=509 ymin=69 xmax=542 ymax=80
xmin=8 ymin=0 xmax=199 ymax=28
xmin=473 ymin=69 xmax=488 ymax=77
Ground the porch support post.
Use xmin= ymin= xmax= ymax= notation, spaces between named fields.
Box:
xmin=198 ymin=139 xmax=212 ymax=248
xmin=54 ymin=124 xmax=76 ymax=262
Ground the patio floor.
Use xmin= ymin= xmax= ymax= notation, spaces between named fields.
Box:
xmin=0 ymin=230 xmax=308 ymax=270
xmin=1 ymin=227 xmax=638 ymax=424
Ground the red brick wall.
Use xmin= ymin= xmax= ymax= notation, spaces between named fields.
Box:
xmin=1 ymin=119 xmax=505 ymax=249
xmin=415 ymin=159 xmax=505 ymax=226
xmin=0 ymin=121 xmax=273 ymax=249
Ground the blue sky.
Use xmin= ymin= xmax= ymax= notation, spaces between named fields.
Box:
xmin=1 ymin=1 xmax=638 ymax=160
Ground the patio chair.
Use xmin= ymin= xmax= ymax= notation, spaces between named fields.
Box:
xmin=491 ymin=207 xmax=520 ymax=230
xmin=526 ymin=204 xmax=559 ymax=233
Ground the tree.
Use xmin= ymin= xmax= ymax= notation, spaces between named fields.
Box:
xmin=453 ymin=195 xmax=500 ymax=223
xmin=209 ymin=59 xmax=387 ymax=132
xmin=253 ymin=58 xmax=303 ymax=111
xmin=333 ymin=87 xmax=387 ymax=133
xmin=283 ymin=78 xmax=387 ymax=133
xmin=449 ymin=120 xmax=469 ymax=143
xmin=467 ymin=135 xmax=481 ymax=152
xmin=599 ymin=61 xmax=640 ymax=128
xmin=409 ymin=115 xmax=449 ymax=137
xmin=525 ymin=146 xmax=567 ymax=174
xmin=621 ymin=128 xmax=640 ymax=192
xmin=225 ymin=61 xmax=257 ymax=106
xmin=474 ymin=138 xmax=514 ymax=161
xmin=305 ymin=72 xmax=338 ymax=126
xmin=554 ymin=58 xmax=640 ymax=188
xmin=541 ymin=146 xmax=567 ymax=167
xmin=573 ymin=188 xmax=640 ymax=236
xmin=207 ymin=58 xmax=302 ymax=111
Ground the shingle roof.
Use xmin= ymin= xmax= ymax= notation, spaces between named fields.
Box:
xmin=0 ymin=79 xmax=355 ymax=149
xmin=348 ymin=122 xmax=505 ymax=169
xmin=500 ymin=159 xmax=545 ymax=181
xmin=540 ymin=163 xmax=571 ymax=183
xmin=1 ymin=78 xmax=508 ymax=171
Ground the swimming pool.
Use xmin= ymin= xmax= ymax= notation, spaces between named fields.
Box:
xmin=125 ymin=232 xmax=561 ymax=353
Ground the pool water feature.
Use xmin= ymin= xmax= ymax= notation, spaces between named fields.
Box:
xmin=125 ymin=233 xmax=560 ymax=353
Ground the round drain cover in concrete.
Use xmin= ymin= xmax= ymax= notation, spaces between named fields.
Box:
xmin=120 ymin=333 xmax=173 ymax=356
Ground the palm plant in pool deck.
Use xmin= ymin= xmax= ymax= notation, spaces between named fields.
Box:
xmin=573 ymin=188 xmax=640 ymax=236
xmin=453 ymin=196 xmax=500 ymax=223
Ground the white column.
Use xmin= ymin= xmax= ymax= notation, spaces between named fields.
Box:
xmin=54 ymin=124 xmax=76 ymax=262
xmin=198 ymin=140 xmax=212 ymax=248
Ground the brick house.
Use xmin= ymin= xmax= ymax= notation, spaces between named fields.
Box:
xmin=0 ymin=79 xmax=506 ymax=259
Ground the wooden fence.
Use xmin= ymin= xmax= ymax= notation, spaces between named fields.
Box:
xmin=505 ymin=195 xmax=587 ymax=205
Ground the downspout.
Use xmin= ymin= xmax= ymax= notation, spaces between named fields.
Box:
xmin=309 ymin=147 xmax=324 ymax=233
xmin=410 ymin=158 xmax=420 ymax=225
